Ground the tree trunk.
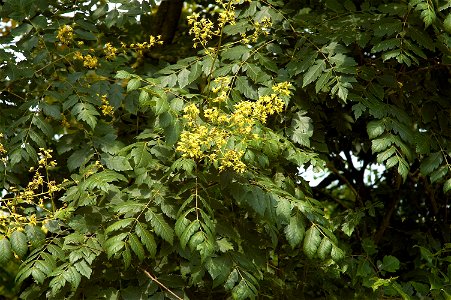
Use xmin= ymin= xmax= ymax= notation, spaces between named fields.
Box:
xmin=152 ymin=0 xmax=184 ymax=44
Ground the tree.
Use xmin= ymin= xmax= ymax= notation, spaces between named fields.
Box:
xmin=0 ymin=0 xmax=450 ymax=298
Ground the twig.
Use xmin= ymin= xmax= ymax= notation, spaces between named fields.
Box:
xmin=141 ymin=268 xmax=183 ymax=300
xmin=374 ymin=196 xmax=400 ymax=244
xmin=326 ymin=162 xmax=363 ymax=207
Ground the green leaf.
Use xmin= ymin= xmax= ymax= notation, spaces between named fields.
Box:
xmin=371 ymin=277 xmax=394 ymax=292
xmin=232 ymin=278 xmax=257 ymax=300
xmin=197 ymin=237 xmax=215 ymax=262
xmin=372 ymin=136 xmax=392 ymax=153
xmin=155 ymin=95 xmax=170 ymax=116
xmin=315 ymin=70 xmax=332 ymax=93
xmin=0 ymin=236 xmax=13 ymax=264
xmin=217 ymin=238 xmax=234 ymax=253
xmin=25 ymin=225 xmax=45 ymax=248
xmin=49 ymin=271 xmax=67 ymax=295
xmin=135 ymin=223 xmax=157 ymax=257
xmin=326 ymin=0 xmax=345 ymax=12
xmin=139 ymin=89 xmax=150 ymax=105
xmin=177 ymin=68 xmax=190 ymax=89
xmin=225 ymin=269 xmax=239 ymax=291
xmin=276 ymin=196 xmax=291 ymax=222
xmin=32 ymin=268 xmax=46 ymax=284
xmin=420 ymin=152 xmax=443 ymax=175
xmin=444 ymin=13 xmax=451 ymax=33
xmin=160 ymin=73 xmax=178 ymax=87
xmin=35 ymin=259 xmax=54 ymax=275
xmin=386 ymin=156 xmax=399 ymax=169
xmin=32 ymin=115 xmax=53 ymax=137
xmin=246 ymin=63 xmax=270 ymax=84
xmin=377 ymin=147 xmax=396 ymax=163
xmin=331 ymin=245 xmax=345 ymax=261
xmin=371 ymin=38 xmax=401 ymax=53
xmin=303 ymin=226 xmax=321 ymax=259
xmin=72 ymin=103 xmax=99 ymax=129
xmin=180 ymin=220 xmax=200 ymax=249
xmin=188 ymin=62 xmax=202 ymax=84
xmin=397 ymin=158 xmax=409 ymax=181
xmin=206 ymin=256 xmax=233 ymax=287
xmin=222 ymin=45 xmax=248 ymax=60
xmin=235 ymin=76 xmax=257 ymax=99
xmin=127 ymin=78 xmax=141 ymax=92
xmin=317 ymin=237 xmax=332 ymax=260
xmin=105 ymin=233 xmax=127 ymax=258
xmin=82 ymin=170 xmax=127 ymax=192
xmin=105 ymin=218 xmax=134 ymax=235
xmin=74 ymin=29 xmax=97 ymax=40
xmin=342 ymin=210 xmax=365 ymax=236
xmin=10 ymin=230 xmax=28 ymax=258
xmin=128 ymin=233 xmax=145 ymax=261
xmin=47 ymin=244 xmax=65 ymax=261
xmin=74 ymin=260 xmax=92 ymax=279
xmin=289 ymin=111 xmax=314 ymax=147
xmin=430 ymin=166 xmax=448 ymax=183
xmin=380 ymin=255 xmax=400 ymax=272
xmin=122 ymin=244 xmax=132 ymax=269
xmin=284 ymin=214 xmax=305 ymax=248
xmin=102 ymin=155 xmax=133 ymax=171
xmin=302 ymin=60 xmax=326 ymax=87
xmin=444 ymin=178 xmax=451 ymax=194
xmin=367 ymin=119 xmax=386 ymax=139
xmin=145 ymin=211 xmax=174 ymax=245
xmin=64 ymin=266 xmax=82 ymax=289
xmin=130 ymin=143 xmax=153 ymax=168
xmin=357 ymin=260 xmax=373 ymax=278
xmin=115 ymin=70 xmax=132 ymax=79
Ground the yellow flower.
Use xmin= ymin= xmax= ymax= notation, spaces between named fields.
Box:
xmin=183 ymin=103 xmax=200 ymax=125
xmin=83 ymin=54 xmax=98 ymax=69
xmin=57 ymin=25 xmax=74 ymax=45
xmin=219 ymin=150 xmax=246 ymax=173
xmin=73 ymin=51 xmax=84 ymax=60
xmin=272 ymin=81 xmax=293 ymax=96
xmin=104 ymin=42 xmax=118 ymax=60
xmin=100 ymin=94 xmax=114 ymax=116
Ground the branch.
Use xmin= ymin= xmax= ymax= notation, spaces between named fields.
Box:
xmin=326 ymin=162 xmax=363 ymax=207
xmin=141 ymin=268 xmax=183 ymax=300
xmin=373 ymin=196 xmax=400 ymax=244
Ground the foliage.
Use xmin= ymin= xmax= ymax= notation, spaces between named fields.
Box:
xmin=0 ymin=0 xmax=450 ymax=299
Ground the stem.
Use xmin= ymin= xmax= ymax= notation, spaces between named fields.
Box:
xmin=141 ymin=268 xmax=183 ymax=300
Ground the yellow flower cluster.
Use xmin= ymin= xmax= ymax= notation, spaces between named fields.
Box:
xmin=57 ymin=25 xmax=74 ymax=45
xmin=240 ymin=17 xmax=272 ymax=44
xmin=211 ymin=77 xmax=231 ymax=102
xmin=68 ymin=33 xmax=161 ymax=69
xmin=0 ymin=147 xmax=73 ymax=236
xmin=187 ymin=0 xmax=242 ymax=48
xmin=187 ymin=13 xmax=216 ymax=49
xmin=125 ymin=35 xmax=163 ymax=55
xmin=104 ymin=42 xmax=118 ymax=60
xmin=0 ymin=133 xmax=6 ymax=164
xmin=83 ymin=54 xmax=98 ymax=69
xmin=272 ymin=81 xmax=293 ymax=96
xmin=16 ymin=149 xmax=59 ymax=202
xmin=219 ymin=150 xmax=246 ymax=173
xmin=73 ymin=51 xmax=98 ymax=69
xmin=176 ymin=81 xmax=293 ymax=173
xmin=182 ymin=103 xmax=200 ymax=126
xmin=100 ymin=94 xmax=114 ymax=116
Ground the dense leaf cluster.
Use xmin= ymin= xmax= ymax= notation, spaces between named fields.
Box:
xmin=0 ymin=0 xmax=450 ymax=299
